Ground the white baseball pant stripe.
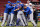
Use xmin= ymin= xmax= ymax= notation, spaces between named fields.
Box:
xmin=30 ymin=11 xmax=37 ymax=26
xmin=7 ymin=14 xmax=11 ymax=25
xmin=1 ymin=13 xmax=8 ymax=26
xmin=17 ymin=11 xmax=27 ymax=26
xmin=10 ymin=13 xmax=14 ymax=24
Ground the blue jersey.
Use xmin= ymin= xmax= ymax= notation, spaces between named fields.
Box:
xmin=10 ymin=4 xmax=18 ymax=15
xmin=15 ymin=4 xmax=22 ymax=12
xmin=28 ymin=9 xmax=32 ymax=15
xmin=4 ymin=4 xmax=13 ymax=14
xmin=23 ymin=7 xmax=32 ymax=16
xmin=19 ymin=4 xmax=24 ymax=8
xmin=11 ymin=7 xmax=16 ymax=14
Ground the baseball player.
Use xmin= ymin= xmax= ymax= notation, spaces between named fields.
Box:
xmin=1 ymin=1 xmax=13 ymax=26
xmin=9 ymin=1 xmax=20 ymax=26
xmin=9 ymin=3 xmax=16 ymax=26
xmin=22 ymin=5 xmax=32 ymax=26
xmin=25 ymin=1 xmax=37 ymax=27
xmin=6 ymin=3 xmax=14 ymax=26
xmin=16 ymin=1 xmax=25 ymax=26
xmin=15 ymin=2 xmax=27 ymax=26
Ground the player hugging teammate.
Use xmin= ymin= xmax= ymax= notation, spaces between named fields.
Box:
xmin=1 ymin=1 xmax=37 ymax=27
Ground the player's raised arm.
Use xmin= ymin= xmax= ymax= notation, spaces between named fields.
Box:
xmin=14 ymin=8 xmax=20 ymax=11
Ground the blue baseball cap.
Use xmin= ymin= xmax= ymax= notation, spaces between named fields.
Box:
xmin=8 ymin=1 xmax=11 ymax=3
xmin=16 ymin=1 xmax=20 ymax=3
xmin=19 ymin=1 xmax=21 ymax=3
xmin=14 ymin=3 xmax=17 ymax=4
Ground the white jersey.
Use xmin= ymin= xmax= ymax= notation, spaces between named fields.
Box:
xmin=25 ymin=3 xmax=37 ymax=26
xmin=26 ymin=3 xmax=33 ymax=12
xmin=28 ymin=5 xmax=33 ymax=12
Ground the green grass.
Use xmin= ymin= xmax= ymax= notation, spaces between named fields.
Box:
xmin=0 ymin=22 xmax=40 ymax=27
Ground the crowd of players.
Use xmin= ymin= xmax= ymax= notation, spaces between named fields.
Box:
xmin=1 ymin=1 xmax=37 ymax=27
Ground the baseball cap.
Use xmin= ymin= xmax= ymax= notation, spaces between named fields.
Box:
xmin=8 ymin=1 xmax=11 ymax=3
xmin=16 ymin=1 xmax=20 ymax=3
xmin=19 ymin=1 xmax=21 ymax=3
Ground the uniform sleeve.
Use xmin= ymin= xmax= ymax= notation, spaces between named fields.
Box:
xmin=11 ymin=7 xmax=15 ymax=12
xmin=6 ymin=5 xmax=13 ymax=9
xmin=29 ymin=9 xmax=32 ymax=15
xmin=24 ymin=7 xmax=30 ymax=12
xmin=13 ymin=7 xmax=15 ymax=11
xmin=21 ymin=4 xmax=24 ymax=7
xmin=15 ymin=5 xmax=17 ymax=9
